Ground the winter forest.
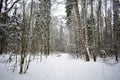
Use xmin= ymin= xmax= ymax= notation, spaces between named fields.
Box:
xmin=0 ymin=0 xmax=120 ymax=80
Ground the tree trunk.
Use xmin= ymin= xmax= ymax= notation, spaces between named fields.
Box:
xmin=19 ymin=0 xmax=26 ymax=74
xmin=44 ymin=0 xmax=51 ymax=56
xmin=113 ymin=0 xmax=119 ymax=62
xmin=0 ymin=36 xmax=3 ymax=54
xmin=93 ymin=0 xmax=102 ymax=62
xmin=83 ymin=0 xmax=88 ymax=46
xmin=74 ymin=0 xmax=90 ymax=61
xmin=104 ymin=0 xmax=108 ymax=36
xmin=0 ymin=0 xmax=3 ymax=13
xmin=90 ymin=0 xmax=97 ymax=61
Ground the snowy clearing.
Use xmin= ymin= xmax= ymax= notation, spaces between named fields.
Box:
xmin=0 ymin=53 xmax=120 ymax=80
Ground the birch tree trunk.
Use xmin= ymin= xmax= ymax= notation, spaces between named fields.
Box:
xmin=93 ymin=0 xmax=102 ymax=61
xmin=19 ymin=0 xmax=27 ymax=74
xmin=24 ymin=0 xmax=34 ymax=73
xmin=83 ymin=0 xmax=88 ymax=46
xmin=104 ymin=0 xmax=108 ymax=36
xmin=74 ymin=0 xmax=90 ymax=61
xmin=29 ymin=0 xmax=33 ymax=53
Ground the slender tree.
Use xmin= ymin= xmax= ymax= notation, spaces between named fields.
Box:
xmin=83 ymin=0 xmax=88 ymax=46
xmin=113 ymin=0 xmax=119 ymax=62
xmin=74 ymin=0 xmax=90 ymax=61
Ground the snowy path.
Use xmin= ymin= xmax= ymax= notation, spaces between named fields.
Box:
xmin=0 ymin=53 xmax=120 ymax=80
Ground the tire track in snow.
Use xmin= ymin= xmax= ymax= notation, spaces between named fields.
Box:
xmin=54 ymin=58 xmax=64 ymax=80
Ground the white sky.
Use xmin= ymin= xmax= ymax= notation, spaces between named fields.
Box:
xmin=51 ymin=0 xmax=66 ymax=17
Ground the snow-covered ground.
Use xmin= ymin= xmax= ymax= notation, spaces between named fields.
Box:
xmin=0 ymin=53 xmax=120 ymax=80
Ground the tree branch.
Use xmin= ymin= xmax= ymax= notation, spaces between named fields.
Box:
xmin=0 ymin=0 xmax=20 ymax=16
xmin=0 ymin=24 xmax=9 ymax=36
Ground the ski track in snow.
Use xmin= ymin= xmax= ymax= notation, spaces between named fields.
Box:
xmin=0 ymin=53 xmax=120 ymax=80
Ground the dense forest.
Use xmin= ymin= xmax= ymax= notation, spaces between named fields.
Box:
xmin=0 ymin=0 xmax=120 ymax=74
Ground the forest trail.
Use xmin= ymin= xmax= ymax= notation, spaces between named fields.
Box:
xmin=0 ymin=53 xmax=120 ymax=80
